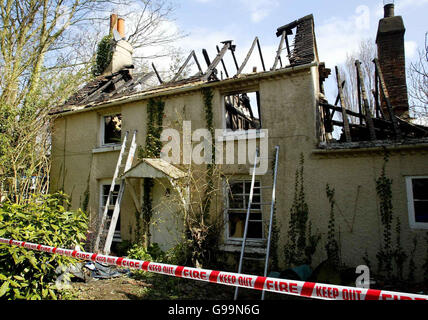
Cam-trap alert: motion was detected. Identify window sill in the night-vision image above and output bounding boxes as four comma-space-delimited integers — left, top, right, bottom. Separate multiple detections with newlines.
409, 223, 428, 230
217, 129, 265, 142
220, 239, 266, 254
92, 144, 122, 154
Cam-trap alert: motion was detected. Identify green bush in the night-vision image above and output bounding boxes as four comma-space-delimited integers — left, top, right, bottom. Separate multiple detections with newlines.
126, 242, 165, 262
0, 192, 88, 300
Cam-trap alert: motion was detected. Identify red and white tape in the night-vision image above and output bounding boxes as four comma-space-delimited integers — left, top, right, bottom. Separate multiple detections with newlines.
1, 237, 427, 301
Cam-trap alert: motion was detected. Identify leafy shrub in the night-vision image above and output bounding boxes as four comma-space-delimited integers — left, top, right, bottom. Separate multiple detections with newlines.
92, 35, 113, 76
0, 192, 88, 300
126, 242, 165, 263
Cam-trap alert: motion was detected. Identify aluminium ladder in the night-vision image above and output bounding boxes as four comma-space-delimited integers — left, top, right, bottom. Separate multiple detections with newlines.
94, 130, 138, 255
234, 145, 280, 301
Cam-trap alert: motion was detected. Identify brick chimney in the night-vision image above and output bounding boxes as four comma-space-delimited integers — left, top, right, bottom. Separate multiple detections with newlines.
103, 14, 133, 76
376, 1, 409, 118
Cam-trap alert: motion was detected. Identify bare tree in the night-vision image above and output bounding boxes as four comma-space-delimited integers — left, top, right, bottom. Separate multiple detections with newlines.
0, 0, 184, 203
339, 38, 377, 121
408, 32, 428, 119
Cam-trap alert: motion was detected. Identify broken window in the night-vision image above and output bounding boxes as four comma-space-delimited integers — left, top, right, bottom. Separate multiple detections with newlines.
226, 180, 263, 240
224, 91, 261, 131
406, 177, 428, 229
103, 114, 122, 145
100, 183, 121, 242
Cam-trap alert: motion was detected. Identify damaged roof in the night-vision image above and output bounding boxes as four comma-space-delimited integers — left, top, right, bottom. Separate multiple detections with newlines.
51, 14, 319, 115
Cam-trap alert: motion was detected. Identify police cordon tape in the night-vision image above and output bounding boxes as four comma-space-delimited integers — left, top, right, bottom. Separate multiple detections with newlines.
1, 237, 428, 301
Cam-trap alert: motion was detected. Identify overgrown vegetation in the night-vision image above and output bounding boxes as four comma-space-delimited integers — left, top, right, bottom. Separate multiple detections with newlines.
92, 35, 114, 76
0, 193, 87, 300
138, 97, 165, 249
325, 184, 340, 268
284, 154, 320, 267
375, 154, 394, 280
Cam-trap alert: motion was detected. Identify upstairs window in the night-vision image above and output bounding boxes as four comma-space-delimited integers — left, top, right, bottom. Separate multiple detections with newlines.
224, 91, 261, 132
102, 114, 122, 145
406, 176, 428, 229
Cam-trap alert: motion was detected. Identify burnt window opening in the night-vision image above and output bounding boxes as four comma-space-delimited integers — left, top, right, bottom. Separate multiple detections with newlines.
227, 180, 263, 240
224, 91, 261, 132
103, 114, 122, 145
407, 177, 428, 229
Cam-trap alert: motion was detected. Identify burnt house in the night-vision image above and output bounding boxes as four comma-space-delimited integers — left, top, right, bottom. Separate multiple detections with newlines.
50, 6, 428, 282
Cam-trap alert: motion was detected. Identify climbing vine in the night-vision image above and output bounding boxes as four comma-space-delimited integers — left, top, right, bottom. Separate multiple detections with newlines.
325, 184, 340, 268
375, 153, 394, 279
284, 153, 320, 267
201, 88, 215, 218
423, 233, 428, 284
269, 155, 280, 271
139, 98, 165, 248
375, 152, 409, 282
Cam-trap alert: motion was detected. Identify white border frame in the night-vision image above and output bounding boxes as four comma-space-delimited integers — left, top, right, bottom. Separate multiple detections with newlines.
406, 176, 428, 230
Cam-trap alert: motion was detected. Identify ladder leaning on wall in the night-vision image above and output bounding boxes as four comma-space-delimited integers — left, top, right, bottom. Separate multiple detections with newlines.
94, 130, 137, 255
234, 145, 280, 301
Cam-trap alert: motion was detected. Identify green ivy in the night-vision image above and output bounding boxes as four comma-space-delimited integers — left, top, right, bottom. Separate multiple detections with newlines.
92, 35, 113, 76
139, 98, 165, 249
0, 192, 88, 300
423, 233, 428, 284
325, 184, 340, 267
375, 153, 394, 280
284, 154, 320, 267
202, 88, 215, 218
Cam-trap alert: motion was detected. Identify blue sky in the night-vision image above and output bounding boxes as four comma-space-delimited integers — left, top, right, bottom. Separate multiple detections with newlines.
162, 0, 427, 100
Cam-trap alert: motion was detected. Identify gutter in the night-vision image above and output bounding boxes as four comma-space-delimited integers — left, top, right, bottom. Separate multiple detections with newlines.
52, 61, 319, 118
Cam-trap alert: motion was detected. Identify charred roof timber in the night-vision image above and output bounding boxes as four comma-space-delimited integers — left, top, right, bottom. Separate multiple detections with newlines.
51, 14, 319, 115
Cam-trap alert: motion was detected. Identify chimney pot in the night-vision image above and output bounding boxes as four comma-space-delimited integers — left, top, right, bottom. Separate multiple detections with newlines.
117, 18, 125, 39
109, 14, 118, 35
384, 3, 395, 18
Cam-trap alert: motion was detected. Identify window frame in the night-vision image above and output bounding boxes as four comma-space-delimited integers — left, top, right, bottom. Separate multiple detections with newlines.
224, 179, 265, 243
100, 113, 122, 147
99, 181, 122, 242
406, 176, 428, 230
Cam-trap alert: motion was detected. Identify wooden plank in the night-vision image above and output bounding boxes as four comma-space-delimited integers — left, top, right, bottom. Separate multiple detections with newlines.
202, 49, 212, 67
321, 102, 362, 119
355, 60, 376, 140
256, 38, 266, 72
335, 66, 352, 142
285, 34, 292, 58
356, 65, 363, 125
237, 37, 258, 75
192, 50, 203, 74
216, 45, 229, 78
171, 50, 195, 82
272, 30, 286, 71
202, 42, 230, 81
221, 40, 239, 72
373, 58, 402, 139
152, 63, 163, 84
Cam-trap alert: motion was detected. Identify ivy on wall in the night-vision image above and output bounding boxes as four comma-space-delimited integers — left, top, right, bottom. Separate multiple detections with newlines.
325, 184, 340, 268
138, 98, 165, 248
201, 88, 215, 219
92, 35, 113, 76
284, 153, 320, 267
